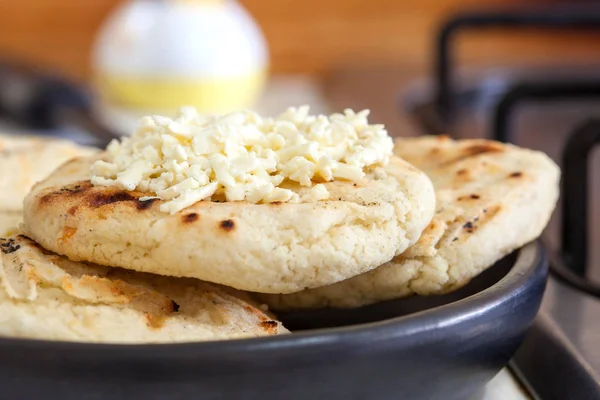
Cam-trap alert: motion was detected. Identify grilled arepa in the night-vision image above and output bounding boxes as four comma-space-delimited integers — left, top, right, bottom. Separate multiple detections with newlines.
0, 235, 288, 343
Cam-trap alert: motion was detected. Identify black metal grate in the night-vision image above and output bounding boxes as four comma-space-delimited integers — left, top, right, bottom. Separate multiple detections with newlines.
434, 6, 600, 124
561, 121, 600, 273
491, 81, 600, 143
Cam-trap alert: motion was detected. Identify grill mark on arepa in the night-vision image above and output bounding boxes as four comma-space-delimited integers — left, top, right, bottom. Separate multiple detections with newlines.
136, 198, 158, 210
0, 238, 20, 254
439, 143, 504, 167
457, 194, 481, 201
260, 320, 279, 334
40, 181, 92, 204
243, 305, 279, 333
463, 221, 475, 233
40, 181, 159, 212
182, 213, 199, 223
88, 191, 137, 208
220, 219, 235, 232
60, 183, 90, 194
88, 190, 158, 211
454, 204, 502, 242
509, 171, 523, 178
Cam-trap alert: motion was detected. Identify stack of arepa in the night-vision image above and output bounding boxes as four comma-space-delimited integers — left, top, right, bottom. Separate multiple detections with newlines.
0, 105, 559, 344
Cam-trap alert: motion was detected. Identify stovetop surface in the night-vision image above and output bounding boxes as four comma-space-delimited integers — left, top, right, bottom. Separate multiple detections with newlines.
543, 275, 600, 373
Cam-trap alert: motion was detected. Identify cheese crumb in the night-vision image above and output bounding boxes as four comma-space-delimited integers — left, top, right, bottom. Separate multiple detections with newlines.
91, 106, 394, 214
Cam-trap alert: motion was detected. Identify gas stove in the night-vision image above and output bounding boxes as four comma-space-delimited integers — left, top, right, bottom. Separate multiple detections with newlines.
406, 6, 600, 399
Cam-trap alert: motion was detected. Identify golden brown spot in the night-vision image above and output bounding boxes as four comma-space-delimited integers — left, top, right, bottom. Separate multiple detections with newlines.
108, 284, 125, 297
145, 313, 168, 329
62, 279, 73, 292
220, 219, 235, 231
270, 201, 283, 206
60, 227, 78, 242
456, 169, 468, 176
260, 320, 279, 334
470, 194, 480, 199
136, 198, 158, 211
244, 305, 268, 320
509, 171, 523, 178
482, 205, 502, 219
466, 143, 504, 154
96, 212, 108, 220
68, 205, 78, 215
182, 213, 199, 223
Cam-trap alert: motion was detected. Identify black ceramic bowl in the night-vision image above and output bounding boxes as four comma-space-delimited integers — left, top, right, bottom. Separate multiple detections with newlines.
0, 241, 546, 400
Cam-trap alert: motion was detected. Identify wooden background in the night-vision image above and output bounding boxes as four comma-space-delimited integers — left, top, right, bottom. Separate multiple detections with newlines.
0, 0, 599, 82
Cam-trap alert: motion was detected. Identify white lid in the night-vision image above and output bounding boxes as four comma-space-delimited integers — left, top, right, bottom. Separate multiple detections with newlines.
93, 0, 268, 78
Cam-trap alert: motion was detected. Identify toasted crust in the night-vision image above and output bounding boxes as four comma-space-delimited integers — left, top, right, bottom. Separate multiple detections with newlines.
0, 235, 288, 343
260, 136, 560, 309
0, 134, 97, 212
21, 155, 435, 294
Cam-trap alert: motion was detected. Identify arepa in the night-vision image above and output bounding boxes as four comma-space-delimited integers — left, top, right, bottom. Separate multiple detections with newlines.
260, 136, 560, 309
0, 235, 288, 343
21, 107, 435, 294
0, 134, 97, 212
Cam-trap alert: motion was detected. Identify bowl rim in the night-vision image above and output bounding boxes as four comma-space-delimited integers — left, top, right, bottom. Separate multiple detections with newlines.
0, 240, 546, 358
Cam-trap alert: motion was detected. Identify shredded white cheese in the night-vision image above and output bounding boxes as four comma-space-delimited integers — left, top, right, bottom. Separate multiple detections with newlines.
90, 105, 394, 214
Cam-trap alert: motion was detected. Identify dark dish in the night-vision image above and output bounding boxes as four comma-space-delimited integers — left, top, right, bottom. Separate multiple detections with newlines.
0, 241, 546, 400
